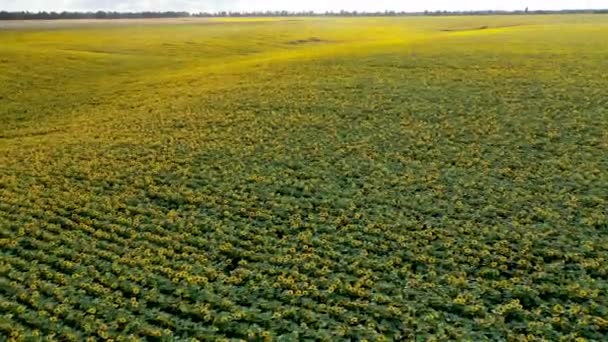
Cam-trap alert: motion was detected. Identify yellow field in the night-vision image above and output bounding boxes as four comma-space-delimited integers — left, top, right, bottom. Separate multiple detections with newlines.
1, 15, 607, 340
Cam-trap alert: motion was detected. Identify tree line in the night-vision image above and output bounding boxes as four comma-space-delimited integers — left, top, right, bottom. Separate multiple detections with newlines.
0, 11, 190, 20
1, 9, 607, 20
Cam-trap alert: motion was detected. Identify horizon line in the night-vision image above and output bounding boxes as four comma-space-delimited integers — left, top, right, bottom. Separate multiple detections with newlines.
3, 8, 608, 14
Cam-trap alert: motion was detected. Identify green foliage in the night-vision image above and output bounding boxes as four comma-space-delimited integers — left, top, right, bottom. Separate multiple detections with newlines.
1, 16, 607, 341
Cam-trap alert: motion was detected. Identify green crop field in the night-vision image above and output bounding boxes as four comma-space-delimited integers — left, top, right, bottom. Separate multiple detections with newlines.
1, 15, 607, 341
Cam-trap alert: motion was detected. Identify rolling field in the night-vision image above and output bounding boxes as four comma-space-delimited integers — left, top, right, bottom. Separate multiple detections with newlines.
1, 15, 608, 340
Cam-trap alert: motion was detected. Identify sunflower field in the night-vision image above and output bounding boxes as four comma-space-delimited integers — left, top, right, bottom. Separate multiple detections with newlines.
1, 15, 607, 341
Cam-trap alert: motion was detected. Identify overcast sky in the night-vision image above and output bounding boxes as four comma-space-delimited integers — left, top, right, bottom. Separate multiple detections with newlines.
1, 0, 607, 12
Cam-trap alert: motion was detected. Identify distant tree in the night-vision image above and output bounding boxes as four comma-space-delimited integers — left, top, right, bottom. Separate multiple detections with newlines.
1, 9, 607, 20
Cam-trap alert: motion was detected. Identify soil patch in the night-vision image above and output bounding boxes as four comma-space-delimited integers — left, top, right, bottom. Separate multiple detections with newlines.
287, 37, 327, 45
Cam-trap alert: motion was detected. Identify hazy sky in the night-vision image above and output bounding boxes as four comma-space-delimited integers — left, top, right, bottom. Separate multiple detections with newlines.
1, 0, 607, 12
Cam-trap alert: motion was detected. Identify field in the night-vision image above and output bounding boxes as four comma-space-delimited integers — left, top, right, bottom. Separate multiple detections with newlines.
1, 15, 607, 341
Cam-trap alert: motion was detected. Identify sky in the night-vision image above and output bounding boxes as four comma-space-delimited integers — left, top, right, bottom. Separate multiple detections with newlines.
1, 0, 607, 13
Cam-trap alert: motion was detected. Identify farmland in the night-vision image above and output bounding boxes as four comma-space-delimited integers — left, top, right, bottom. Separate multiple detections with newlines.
1, 15, 607, 340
